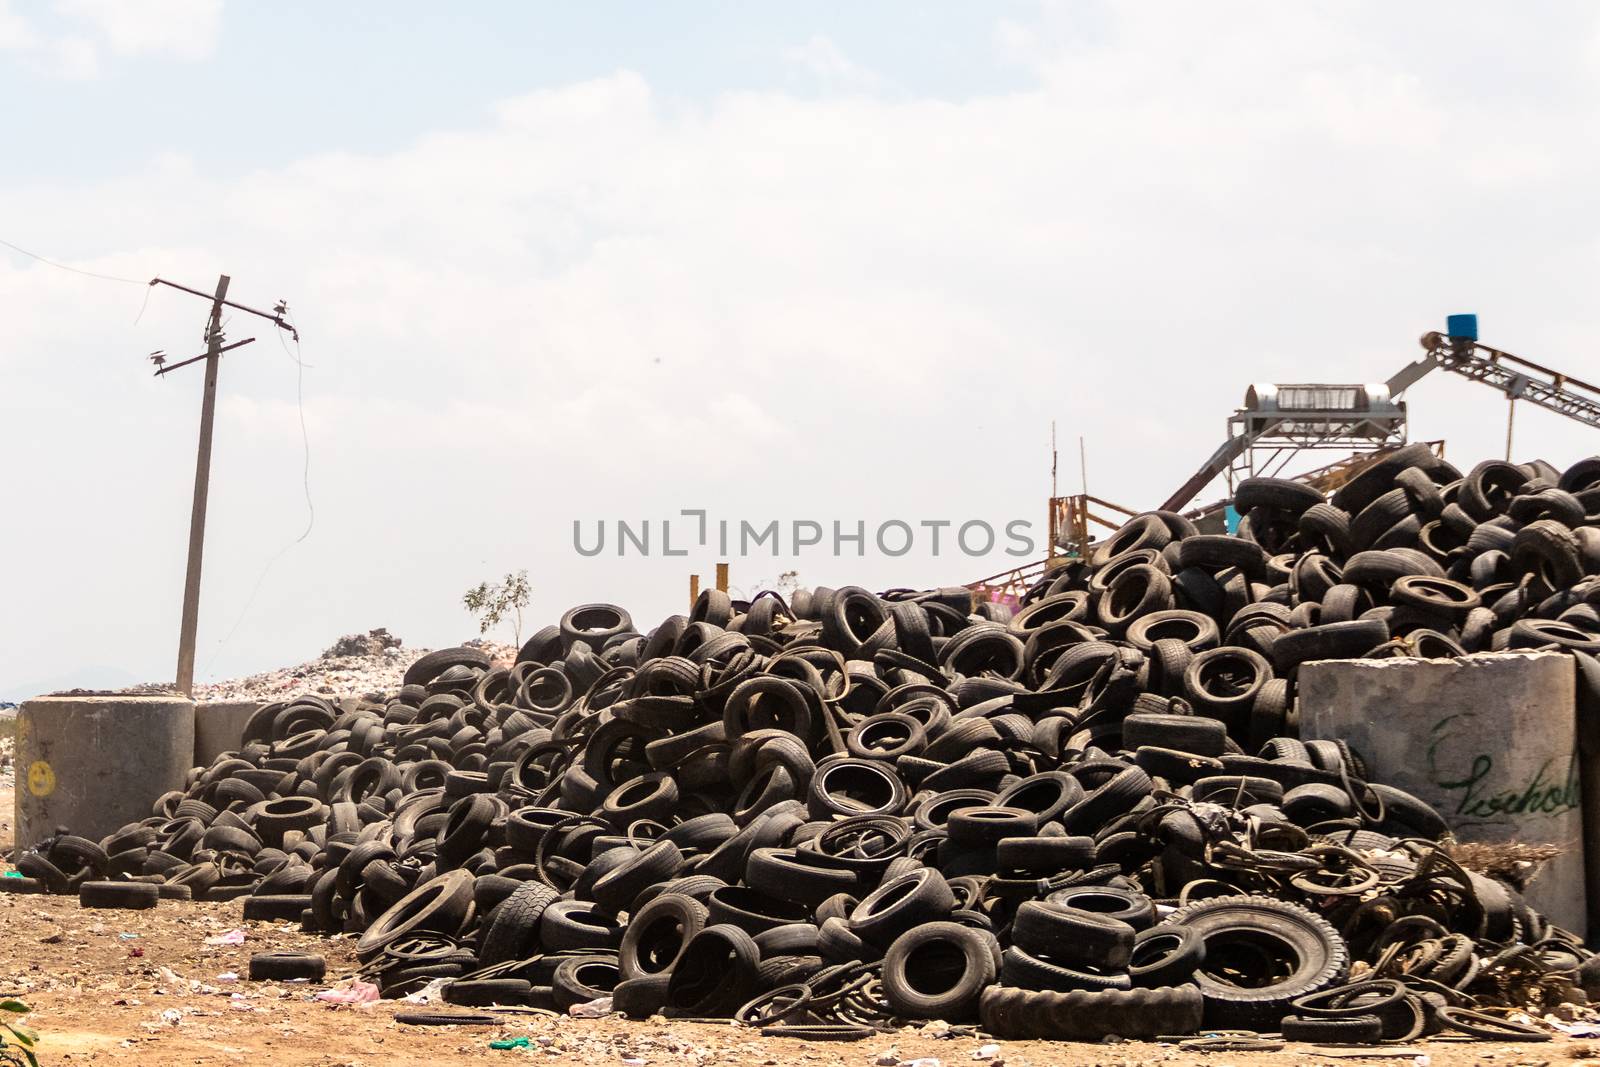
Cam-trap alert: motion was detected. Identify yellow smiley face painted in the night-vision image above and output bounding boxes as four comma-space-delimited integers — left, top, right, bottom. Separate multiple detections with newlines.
27, 761, 56, 799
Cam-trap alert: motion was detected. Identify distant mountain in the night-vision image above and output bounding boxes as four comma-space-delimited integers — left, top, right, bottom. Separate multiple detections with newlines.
1, 664, 145, 703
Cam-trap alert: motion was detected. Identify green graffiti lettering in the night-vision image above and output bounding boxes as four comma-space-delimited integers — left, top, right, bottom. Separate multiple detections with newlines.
1432, 750, 1579, 821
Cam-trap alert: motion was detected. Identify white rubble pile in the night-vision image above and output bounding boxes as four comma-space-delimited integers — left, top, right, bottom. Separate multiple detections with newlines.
0, 721, 13, 788
139, 629, 518, 704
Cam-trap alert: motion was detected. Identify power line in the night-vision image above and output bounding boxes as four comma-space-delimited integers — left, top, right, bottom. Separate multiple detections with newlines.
0, 235, 151, 286
202, 312, 316, 678
284, 314, 315, 541
0, 234, 157, 323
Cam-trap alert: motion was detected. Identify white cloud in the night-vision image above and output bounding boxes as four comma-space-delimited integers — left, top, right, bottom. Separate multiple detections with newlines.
0, 1, 38, 50
0, 0, 218, 77
4, 2, 1600, 692
784, 34, 889, 94
53, 0, 220, 59
48, 33, 97, 77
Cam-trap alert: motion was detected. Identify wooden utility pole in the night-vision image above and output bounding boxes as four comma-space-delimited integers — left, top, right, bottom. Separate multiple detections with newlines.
174, 275, 230, 696
146, 273, 298, 695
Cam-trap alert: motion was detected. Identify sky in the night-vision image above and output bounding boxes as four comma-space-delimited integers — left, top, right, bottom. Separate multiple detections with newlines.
3, 1, 1599, 697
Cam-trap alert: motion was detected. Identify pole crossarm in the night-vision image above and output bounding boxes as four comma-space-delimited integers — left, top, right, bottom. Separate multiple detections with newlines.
150, 277, 298, 339
153, 337, 255, 376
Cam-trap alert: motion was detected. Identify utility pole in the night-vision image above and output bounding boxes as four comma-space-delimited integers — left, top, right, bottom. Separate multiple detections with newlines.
145, 274, 297, 696
174, 275, 230, 696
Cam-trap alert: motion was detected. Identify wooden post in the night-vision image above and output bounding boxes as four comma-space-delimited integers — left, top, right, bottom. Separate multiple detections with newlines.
174, 274, 230, 696
689, 574, 700, 612
715, 562, 729, 594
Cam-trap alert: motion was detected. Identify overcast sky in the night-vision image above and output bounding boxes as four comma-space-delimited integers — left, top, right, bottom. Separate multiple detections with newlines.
3, 1, 1599, 697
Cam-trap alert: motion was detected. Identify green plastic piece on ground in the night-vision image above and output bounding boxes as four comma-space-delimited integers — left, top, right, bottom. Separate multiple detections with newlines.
489, 1037, 531, 1050
1, 872, 21, 879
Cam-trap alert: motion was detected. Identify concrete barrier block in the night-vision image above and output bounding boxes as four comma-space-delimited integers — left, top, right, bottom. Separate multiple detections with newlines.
194, 700, 262, 766
15, 694, 195, 851
1300, 651, 1583, 933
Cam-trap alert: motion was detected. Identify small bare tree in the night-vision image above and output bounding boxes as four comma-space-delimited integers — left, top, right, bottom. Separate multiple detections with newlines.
733, 569, 801, 601
463, 570, 531, 647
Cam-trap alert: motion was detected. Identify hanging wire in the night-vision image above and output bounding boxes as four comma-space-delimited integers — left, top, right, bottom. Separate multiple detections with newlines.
0, 234, 157, 323
202, 312, 316, 677
0, 235, 152, 285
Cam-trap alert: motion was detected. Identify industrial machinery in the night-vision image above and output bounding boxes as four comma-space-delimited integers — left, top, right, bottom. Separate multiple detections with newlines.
1160, 314, 1600, 515
968, 316, 1600, 602
1159, 383, 1407, 515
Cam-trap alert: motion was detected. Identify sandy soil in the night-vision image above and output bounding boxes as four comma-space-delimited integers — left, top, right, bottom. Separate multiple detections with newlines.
0, 892, 1584, 1067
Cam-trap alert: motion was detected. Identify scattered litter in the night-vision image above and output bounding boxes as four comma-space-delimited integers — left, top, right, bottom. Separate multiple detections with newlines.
620, 1057, 646, 1066
203, 930, 246, 946
569, 996, 613, 1017
216, 972, 238, 983
1304, 1051, 1428, 1062
395, 1010, 499, 1026
973, 1046, 1000, 1060
490, 1037, 532, 1050
401, 978, 453, 1005
1179, 1035, 1283, 1052
1, 872, 21, 879
159, 1008, 182, 1027
128, 947, 144, 958
901, 1059, 941, 1067
876, 1052, 901, 1066
118, 932, 140, 940
315, 980, 380, 1005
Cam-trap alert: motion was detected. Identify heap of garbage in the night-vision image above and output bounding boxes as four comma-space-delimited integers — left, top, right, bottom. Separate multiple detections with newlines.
176, 630, 516, 703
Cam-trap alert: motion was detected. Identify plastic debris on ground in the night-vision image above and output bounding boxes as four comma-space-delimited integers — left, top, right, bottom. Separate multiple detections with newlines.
315, 979, 380, 1006
490, 1036, 532, 1049
569, 996, 613, 1018
401, 978, 453, 1005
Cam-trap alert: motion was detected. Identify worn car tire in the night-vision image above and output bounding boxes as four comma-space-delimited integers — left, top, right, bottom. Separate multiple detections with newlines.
79, 880, 159, 910
980, 984, 1204, 1040
880, 922, 996, 1021
249, 952, 327, 982
1167, 894, 1348, 1029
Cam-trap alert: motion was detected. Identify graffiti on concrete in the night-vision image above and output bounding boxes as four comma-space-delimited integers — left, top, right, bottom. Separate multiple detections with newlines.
1427, 713, 1579, 821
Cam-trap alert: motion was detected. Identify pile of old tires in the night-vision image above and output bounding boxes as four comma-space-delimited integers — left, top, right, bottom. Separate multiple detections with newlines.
14, 446, 1600, 1042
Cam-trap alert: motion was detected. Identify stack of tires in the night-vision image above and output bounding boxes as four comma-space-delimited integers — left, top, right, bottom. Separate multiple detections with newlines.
12, 448, 1600, 1041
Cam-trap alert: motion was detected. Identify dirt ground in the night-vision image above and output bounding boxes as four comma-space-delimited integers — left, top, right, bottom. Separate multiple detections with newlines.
0, 890, 1585, 1067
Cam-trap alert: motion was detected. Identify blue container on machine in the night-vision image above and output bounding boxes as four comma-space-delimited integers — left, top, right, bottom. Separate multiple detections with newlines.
1446, 313, 1478, 340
